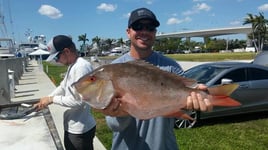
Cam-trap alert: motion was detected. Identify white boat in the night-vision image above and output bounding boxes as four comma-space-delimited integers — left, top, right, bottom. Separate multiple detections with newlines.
18, 42, 39, 57
18, 35, 47, 57
0, 1, 16, 58
108, 46, 129, 56
0, 38, 15, 58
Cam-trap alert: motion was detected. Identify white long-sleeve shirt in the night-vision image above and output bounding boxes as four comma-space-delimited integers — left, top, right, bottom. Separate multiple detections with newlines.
50, 57, 96, 134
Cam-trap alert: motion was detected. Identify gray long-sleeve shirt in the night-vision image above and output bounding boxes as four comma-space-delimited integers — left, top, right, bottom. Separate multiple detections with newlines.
106, 52, 183, 150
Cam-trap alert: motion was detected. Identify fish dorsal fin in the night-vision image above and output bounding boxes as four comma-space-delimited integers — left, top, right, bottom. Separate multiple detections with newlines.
125, 60, 197, 87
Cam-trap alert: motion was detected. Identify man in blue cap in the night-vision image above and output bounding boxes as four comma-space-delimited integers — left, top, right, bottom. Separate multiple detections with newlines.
100, 8, 212, 150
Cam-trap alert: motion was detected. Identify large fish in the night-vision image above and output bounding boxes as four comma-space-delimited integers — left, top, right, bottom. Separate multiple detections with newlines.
71, 60, 241, 120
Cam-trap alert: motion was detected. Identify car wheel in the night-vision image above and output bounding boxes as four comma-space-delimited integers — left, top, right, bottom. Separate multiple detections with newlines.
174, 110, 199, 128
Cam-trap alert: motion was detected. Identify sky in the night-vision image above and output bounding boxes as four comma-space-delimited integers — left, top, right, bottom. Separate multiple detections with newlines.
2, 0, 268, 46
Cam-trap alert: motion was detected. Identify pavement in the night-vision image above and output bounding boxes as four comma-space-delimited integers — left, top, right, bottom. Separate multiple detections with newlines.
3, 59, 106, 150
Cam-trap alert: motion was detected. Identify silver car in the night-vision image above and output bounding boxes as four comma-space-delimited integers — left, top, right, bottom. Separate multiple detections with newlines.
175, 62, 268, 128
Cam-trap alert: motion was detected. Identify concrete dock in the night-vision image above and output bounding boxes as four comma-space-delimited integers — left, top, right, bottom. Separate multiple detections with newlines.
0, 60, 106, 150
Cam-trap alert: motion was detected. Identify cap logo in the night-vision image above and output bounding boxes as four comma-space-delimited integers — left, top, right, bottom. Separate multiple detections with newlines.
137, 10, 151, 17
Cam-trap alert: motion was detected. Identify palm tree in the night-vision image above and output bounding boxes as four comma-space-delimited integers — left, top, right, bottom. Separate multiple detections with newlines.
105, 38, 115, 50
117, 38, 125, 47
243, 12, 268, 52
91, 36, 101, 55
78, 33, 89, 53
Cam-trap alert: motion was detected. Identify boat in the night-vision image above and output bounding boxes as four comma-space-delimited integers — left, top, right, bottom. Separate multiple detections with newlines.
18, 35, 47, 57
0, 38, 16, 58
108, 46, 129, 56
0, 0, 16, 59
18, 42, 39, 57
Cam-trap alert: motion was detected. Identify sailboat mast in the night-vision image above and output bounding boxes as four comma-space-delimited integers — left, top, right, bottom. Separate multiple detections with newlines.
0, 1, 9, 38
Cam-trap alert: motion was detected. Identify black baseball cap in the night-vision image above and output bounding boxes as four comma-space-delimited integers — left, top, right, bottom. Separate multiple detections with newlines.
46, 35, 74, 61
128, 8, 160, 27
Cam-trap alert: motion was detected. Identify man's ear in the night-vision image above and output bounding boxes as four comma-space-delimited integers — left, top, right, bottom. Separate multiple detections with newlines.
126, 28, 131, 38
63, 48, 71, 54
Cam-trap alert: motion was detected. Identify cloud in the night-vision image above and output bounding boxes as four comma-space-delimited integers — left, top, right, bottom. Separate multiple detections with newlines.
97, 3, 117, 12
183, 3, 211, 16
167, 17, 192, 25
123, 13, 130, 19
38, 5, 63, 19
258, 4, 268, 12
184, 17, 192, 22
145, 0, 154, 5
182, 10, 197, 16
229, 20, 241, 26
171, 13, 178, 17
167, 18, 182, 25
193, 0, 207, 2
195, 3, 211, 11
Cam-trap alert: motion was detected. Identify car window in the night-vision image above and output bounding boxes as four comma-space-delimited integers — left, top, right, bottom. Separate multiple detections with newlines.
215, 68, 246, 84
184, 65, 227, 83
248, 68, 268, 80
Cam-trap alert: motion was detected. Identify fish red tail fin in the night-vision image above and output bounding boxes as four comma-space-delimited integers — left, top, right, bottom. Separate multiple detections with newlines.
208, 84, 241, 106
210, 95, 241, 106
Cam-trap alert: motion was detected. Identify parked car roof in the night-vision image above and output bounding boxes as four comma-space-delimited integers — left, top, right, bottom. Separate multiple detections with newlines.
253, 51, 268, 66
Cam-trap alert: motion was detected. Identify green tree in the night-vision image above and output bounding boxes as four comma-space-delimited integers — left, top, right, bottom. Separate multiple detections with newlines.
243, 12, 268, 52
78, 33, 89, 53
105, 38, 115, 49
154, 38, 168, 52
117, 38, 125, 47
206, 38, 226, 52
91, 36, 101, 55
101, 38, 115, 54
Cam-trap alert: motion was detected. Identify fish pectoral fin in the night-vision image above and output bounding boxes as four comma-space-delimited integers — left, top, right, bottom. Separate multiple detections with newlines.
120, 93, 138, 104
164, 111, 194, 121
119, 93, 152, 119
119, 93, 139, 112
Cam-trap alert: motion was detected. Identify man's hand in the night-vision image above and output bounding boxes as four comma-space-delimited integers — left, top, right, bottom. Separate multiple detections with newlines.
186, 84, 213, 112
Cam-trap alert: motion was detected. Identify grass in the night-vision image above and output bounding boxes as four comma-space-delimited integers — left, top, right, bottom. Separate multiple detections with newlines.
166, 52, 257, 62
43, 52, 268, 149
91, 111, 113, 148
43, 62, 68, 85
175, 114, 268, 150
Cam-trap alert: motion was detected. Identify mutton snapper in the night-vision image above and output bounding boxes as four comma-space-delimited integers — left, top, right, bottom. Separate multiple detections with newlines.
70, 60, 240, 120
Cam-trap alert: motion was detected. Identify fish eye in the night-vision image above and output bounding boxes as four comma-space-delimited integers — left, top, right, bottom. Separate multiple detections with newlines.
90, 76, 96, 81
